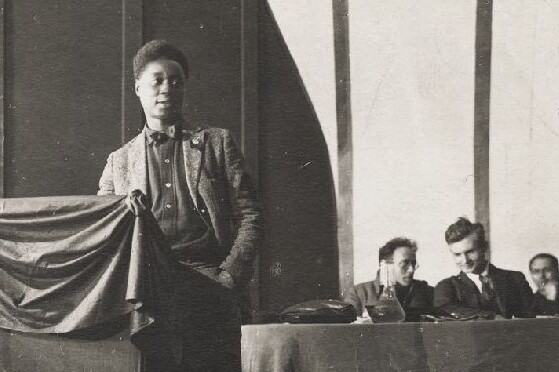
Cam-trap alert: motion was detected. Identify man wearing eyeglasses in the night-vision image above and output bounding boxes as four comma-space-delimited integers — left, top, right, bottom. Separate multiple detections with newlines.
529, 253, 559, 316
434, 217, 533, 319
343, 237, 433, 321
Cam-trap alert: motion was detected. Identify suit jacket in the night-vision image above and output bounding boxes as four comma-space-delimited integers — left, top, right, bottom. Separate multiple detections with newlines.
342, 278, 434, 320
98, 126, 263, 285
434, 264, 534, 318
531, 292, 559, 316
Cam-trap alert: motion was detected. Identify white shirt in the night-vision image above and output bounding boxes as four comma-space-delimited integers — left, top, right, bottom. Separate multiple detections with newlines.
465, 263, 489, 293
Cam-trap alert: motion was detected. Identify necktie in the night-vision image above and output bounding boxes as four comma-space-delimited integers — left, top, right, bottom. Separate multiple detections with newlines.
479, 274, 495, 301
150, 131, 169, 144
149, 126, 176, 144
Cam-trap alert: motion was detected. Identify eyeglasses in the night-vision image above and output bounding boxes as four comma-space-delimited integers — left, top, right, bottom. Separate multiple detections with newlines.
396, 260, 419, 270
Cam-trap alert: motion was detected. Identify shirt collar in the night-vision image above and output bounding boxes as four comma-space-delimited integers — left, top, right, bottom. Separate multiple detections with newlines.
478, 262, 490, 277
465, 262, 490, 291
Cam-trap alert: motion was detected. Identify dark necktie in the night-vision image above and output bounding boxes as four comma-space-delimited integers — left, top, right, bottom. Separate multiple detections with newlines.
479, 274, 495, 301
148, 125, 177, 144
150, 131, 170, 144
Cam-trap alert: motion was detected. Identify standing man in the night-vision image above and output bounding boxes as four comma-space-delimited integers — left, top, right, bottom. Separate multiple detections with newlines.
434, 217, 533, 319
343, 237, 433, 322
98, 40, 263, 371
529, 253, 559, 315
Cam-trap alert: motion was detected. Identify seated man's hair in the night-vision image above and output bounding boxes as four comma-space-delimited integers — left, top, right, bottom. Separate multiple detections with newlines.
444, 217, 486, 248
378, 237, 417, 263
529, 253, 559, 272
133, 40, 189, 79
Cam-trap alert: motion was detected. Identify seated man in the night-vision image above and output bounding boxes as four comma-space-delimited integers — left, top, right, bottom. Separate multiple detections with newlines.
342, 237, 433, 321
529, 253, 559, 316
434, 217, 533, 319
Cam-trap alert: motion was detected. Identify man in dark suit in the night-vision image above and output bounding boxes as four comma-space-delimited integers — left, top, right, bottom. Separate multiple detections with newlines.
343, 237, 433, 322
98, 40, 263, 371
529, 253, 559, 316
434, 217, 533, 319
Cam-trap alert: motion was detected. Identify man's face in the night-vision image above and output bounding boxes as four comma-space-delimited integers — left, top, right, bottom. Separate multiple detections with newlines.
135, 58, 185, 124
448, 233, 487, 274
530, 257, 559, 292
392, 246, 417, 287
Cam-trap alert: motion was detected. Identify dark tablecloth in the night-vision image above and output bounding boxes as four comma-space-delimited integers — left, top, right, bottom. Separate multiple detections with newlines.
0, 328, 139, 371
241, 318, 559, 371
0, 195, 186, 364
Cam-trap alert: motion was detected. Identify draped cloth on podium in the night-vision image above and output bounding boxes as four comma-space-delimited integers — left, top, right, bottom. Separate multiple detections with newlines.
0, 195, 183, 360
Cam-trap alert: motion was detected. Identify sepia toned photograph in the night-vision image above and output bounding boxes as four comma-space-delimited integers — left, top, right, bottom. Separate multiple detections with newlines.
0, 0, 557, 371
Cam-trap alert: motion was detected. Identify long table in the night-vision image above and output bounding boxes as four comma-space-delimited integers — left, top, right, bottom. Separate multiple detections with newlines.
241, 318, 559, 372
1, 319, 558, 371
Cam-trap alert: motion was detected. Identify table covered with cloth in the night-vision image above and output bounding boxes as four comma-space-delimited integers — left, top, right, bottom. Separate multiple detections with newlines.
0, 195, 190, 371
241, 318, 559, 372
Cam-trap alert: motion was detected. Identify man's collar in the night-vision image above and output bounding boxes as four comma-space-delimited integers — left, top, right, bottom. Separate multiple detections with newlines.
463, 262, 490, 290
478, 261, 490, 277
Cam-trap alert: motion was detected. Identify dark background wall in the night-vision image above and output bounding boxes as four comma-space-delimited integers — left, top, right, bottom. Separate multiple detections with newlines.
0, 0, 339, 319
257, 2, 339, 315
143, 0, 242, 135
4, 0, 246, 197
5, 0, 123, 197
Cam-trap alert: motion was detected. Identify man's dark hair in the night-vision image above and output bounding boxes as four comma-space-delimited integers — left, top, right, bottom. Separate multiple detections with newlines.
133, 40, 189, 79
529, 253, 559, 272
378, 237, 417, 263
445, 217, 487, 249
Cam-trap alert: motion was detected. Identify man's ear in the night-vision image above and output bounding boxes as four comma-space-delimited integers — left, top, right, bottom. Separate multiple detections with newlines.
134, 80, 140, 97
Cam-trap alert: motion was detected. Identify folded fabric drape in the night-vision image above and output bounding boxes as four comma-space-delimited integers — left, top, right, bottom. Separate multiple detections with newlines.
0, 195, 182, 358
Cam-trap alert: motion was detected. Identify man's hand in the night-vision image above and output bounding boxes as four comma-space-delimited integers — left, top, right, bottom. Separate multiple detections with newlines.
542, 281, 558, 301
126, 190, 151, 216
217, 270, 235, 290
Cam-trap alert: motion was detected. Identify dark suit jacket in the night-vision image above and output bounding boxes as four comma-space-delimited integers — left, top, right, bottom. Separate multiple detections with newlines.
531, 292, 559, 316
98, 126, 263, 285
434, 264, 534, 318
342, 278, 434, 320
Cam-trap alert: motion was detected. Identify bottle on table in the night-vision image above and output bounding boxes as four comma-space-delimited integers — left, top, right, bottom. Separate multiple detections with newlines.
366, 259, 406, 323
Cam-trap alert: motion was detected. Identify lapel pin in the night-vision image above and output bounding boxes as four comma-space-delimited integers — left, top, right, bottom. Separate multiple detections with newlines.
190, 137, 203, 150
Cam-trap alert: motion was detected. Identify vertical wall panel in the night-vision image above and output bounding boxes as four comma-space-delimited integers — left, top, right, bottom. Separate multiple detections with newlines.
0, 0, 4, 197
333, 0, 353, 296
4, 0, 123, 197
473, 0, 492, 236
122, 0, 143, 142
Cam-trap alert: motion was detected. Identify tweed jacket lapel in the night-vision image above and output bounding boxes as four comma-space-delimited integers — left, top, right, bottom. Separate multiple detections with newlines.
181, 128, 205, 207
127, 133, 148, 193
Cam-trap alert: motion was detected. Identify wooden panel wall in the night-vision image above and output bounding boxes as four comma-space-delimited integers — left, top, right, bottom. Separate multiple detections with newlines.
4, 0, 123, 197
1, 0, 257, 197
